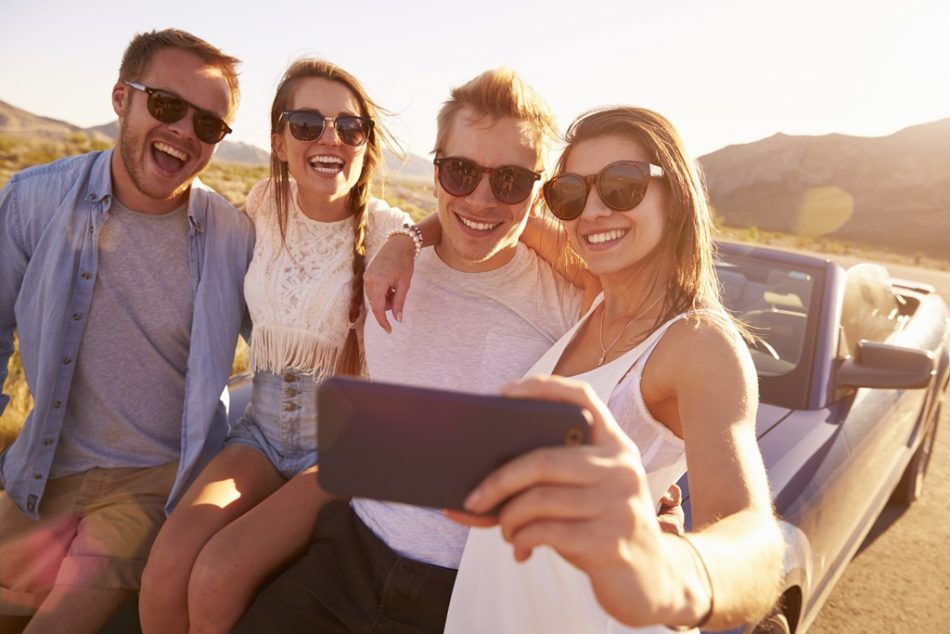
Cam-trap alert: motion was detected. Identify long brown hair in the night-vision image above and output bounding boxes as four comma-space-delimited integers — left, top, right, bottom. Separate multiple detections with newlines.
555, 106, 727, 327
268, 58, 394, 375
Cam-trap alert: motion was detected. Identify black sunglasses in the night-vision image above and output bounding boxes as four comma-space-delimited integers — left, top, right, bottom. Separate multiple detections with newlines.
125, 82, 231, 144
433, 156, 542, 205
280, 110, 374, 147
543, 160, 665, 220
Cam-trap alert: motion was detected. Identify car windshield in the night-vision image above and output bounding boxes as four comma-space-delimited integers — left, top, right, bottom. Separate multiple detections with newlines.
716, 257, 814, 377
714, 244, 831, 410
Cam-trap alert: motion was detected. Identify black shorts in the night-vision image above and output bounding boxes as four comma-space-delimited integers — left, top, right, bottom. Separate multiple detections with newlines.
234, 500, 458, 633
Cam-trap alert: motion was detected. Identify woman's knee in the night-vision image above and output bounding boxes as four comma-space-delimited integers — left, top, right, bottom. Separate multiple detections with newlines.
186, 541, 253, 631
188, 535, 245, 603
141, 521, 207, 598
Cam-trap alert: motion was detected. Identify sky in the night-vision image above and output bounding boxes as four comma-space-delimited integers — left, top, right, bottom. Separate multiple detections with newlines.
2, 0, 949, 161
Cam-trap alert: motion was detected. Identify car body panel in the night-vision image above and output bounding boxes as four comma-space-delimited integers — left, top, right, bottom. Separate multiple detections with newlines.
689, 243, 950, 633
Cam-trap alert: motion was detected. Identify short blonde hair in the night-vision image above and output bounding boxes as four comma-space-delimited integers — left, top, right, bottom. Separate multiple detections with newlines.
434, 68, 556, 164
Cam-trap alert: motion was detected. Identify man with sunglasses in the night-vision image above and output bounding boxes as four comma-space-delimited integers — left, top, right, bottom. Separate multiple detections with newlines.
0, 29, 253, 633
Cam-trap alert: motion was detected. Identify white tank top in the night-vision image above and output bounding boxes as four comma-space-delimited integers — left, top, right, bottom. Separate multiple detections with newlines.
445, 295, 693, 634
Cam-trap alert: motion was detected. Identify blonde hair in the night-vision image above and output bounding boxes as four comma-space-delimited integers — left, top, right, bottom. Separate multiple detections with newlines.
434, 67, 557, 164
556, 106, 728, 327
118, 28, 241, 120
268, 58, 395, 375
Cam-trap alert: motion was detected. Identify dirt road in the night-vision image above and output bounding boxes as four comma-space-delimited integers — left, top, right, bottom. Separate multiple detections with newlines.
804, 256, 950, 633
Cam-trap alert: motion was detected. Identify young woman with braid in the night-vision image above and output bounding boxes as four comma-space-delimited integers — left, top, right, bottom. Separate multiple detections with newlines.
138, 58, 420, 634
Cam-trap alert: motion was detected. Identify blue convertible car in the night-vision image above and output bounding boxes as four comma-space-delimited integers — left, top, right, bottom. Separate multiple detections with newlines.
697, 243, 950, 634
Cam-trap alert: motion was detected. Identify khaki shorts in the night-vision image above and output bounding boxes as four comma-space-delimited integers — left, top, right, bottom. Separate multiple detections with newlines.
0, 462, 177, 616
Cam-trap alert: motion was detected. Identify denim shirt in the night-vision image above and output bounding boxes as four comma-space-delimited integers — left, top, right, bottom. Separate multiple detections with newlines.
0, 150, 255, 519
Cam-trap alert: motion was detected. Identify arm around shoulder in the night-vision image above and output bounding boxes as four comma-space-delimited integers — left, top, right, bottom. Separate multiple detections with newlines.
521, 213, 600, 309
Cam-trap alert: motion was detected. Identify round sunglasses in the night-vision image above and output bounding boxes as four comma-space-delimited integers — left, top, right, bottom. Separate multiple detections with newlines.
433, 156, 542, 205
125, 82, 231, 145
280, 110, 374, 147
543, 160, 665, 220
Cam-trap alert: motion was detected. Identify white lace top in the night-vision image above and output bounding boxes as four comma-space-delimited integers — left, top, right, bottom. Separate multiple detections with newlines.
243, 178, 411, 379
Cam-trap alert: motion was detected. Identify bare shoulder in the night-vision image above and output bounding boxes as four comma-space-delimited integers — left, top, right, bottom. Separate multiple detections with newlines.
655, 313, 747, 366
647, 313, 756, 401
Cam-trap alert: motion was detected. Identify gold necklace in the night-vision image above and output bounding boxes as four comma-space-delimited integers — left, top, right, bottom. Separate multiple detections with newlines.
597, 295, 664, 365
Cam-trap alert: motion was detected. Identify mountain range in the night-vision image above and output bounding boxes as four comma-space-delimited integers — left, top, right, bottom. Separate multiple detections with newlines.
2, 98, 948, 258
700, 118, 950, 258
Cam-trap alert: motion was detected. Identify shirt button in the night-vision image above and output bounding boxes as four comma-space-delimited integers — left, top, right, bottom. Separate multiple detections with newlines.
33, 473, 43, 480
42, 439, 53, 446
63, 357, 72, 365
282, 402, 298, 412
52, 400, 62, 408
72, 313, 82, 321
282, 372, 296, 382
81, 272, 91, 280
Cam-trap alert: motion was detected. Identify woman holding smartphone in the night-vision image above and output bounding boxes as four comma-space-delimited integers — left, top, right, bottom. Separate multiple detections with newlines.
139, 58, 421, 633
445, 107, 783, 632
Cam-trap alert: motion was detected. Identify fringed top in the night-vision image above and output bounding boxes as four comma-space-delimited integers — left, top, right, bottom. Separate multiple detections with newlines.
242, 178, 411, 380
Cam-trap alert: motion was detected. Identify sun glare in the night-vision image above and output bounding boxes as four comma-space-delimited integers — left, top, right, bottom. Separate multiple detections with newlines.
196, 478, 244, 509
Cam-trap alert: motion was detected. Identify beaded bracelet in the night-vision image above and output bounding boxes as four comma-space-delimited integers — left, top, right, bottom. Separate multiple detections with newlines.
384, 222, 423, 259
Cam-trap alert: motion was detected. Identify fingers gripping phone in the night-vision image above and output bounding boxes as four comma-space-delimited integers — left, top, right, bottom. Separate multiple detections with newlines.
317, 376, 591, 511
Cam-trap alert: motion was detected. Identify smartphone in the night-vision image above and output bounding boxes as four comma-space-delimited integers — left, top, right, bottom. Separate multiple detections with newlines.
316, 376, 591, 511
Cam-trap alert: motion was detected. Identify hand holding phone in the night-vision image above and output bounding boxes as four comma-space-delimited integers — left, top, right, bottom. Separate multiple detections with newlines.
317, 376, 591, 511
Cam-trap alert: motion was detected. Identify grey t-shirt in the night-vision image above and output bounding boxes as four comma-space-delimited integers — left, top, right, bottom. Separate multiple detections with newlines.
52, 198, 192, 477
353, 244, 582, 568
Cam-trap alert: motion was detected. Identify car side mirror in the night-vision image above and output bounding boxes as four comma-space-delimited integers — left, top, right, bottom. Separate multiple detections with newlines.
836, 340, 935, 390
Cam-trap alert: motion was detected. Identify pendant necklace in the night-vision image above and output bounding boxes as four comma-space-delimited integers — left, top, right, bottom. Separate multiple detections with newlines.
597, 295, 664, 365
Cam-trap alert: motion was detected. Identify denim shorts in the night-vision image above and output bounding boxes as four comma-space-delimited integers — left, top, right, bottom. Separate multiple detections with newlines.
226, 370, 319, 479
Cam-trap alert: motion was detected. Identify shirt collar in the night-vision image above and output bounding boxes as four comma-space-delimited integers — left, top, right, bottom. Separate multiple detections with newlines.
83, 149, 115, 208
85, 148, 209, 223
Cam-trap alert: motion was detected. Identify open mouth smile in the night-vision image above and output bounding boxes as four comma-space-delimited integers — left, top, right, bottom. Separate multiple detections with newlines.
457, 213, 502, 232
309, 155, 345, 176
584, 228, 628, 246
151, 141, 189, 173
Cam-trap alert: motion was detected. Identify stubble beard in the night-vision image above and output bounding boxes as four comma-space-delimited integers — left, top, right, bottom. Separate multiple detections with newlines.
118, 126, 197, 205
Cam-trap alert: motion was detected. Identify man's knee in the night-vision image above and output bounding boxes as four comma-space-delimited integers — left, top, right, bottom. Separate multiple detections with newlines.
28, 585, 131, 634
0, 491, 81, 619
